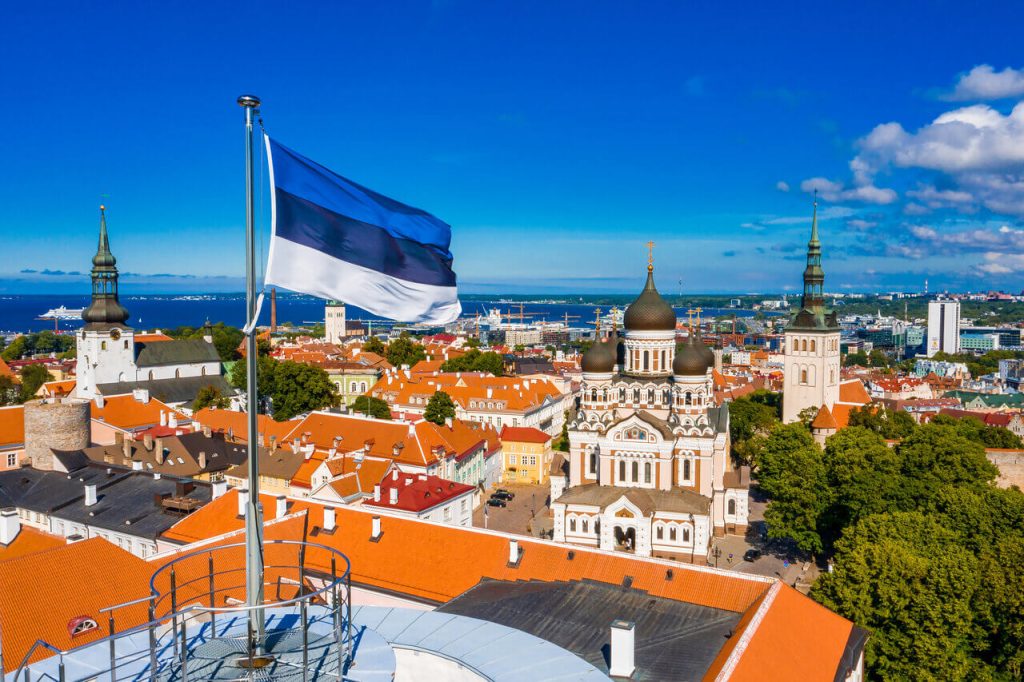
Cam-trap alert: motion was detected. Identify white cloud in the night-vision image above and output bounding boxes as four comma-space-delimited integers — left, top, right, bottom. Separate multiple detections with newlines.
776, 180, 790, 192
903, 203, 930, 216
846, 219, 877, 231
800, 177, 897, 204
945, 65, 1024, 101
906, 184, 975, 210
977, 252, 1024, 274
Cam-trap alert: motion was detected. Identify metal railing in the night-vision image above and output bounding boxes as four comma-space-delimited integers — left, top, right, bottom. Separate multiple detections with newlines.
9, 540, 353, 682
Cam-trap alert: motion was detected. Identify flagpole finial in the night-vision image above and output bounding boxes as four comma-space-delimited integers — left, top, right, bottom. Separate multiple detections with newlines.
238, 94, 261, 108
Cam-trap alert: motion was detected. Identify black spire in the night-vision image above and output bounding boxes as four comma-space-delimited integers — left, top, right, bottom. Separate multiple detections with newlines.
82, 205, 130, 328
787, 194, 838, 331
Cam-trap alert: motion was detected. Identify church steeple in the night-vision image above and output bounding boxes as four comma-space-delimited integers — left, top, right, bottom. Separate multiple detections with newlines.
801, 193, 825, 313
82, 205, 130, 328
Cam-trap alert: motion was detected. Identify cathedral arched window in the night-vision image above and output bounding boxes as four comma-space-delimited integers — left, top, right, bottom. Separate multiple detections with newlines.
810, 339, 816, 353
685, 392, 692, 406
631, 461, 639, 482
646, 389, 653, 403
632, 388, 640, 403
201, 366, 207, 376
801, 368, 808, 384
682, 526, 691, 542
643, 351, 650, 371
656, 525, 663, 540
619, 387, 626, 402
569, 518, 576, 532
644, 462, 652, 484
727, 499, 736, 515
683, 459, 692, 482
801, 339, 807, 351
602, 389, 608, 402
590, 388, 598, 402
582, 519, 589, 533
148, 371, 154, 381
663, 389, 671, 403
618, 460, 626, 482
589, 451, 597, 474
175, 369, 181, 379
669, 527, 677, 541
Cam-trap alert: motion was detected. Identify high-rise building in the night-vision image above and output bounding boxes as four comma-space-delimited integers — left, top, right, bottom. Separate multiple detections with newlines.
325, 301, 347, 343
782, 200, 841, 424
927, 299, 961, 357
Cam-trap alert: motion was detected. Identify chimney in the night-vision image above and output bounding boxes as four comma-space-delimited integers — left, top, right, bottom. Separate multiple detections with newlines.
114, 431, 124, 445
202, 425, 212, 438
0, 509, 20, 545
275, 495, 288, 518
270, 287, 278, 333
160, 411, 167, 427
323, 506, 336, 533
371, 515, 382, 541
444, 417, 453, 428
269, 435, 277, 452
84, 484, 98, 507
154, 441, 165, 465
388, 487, 398, 505
168, 413, 178, 428
94, 394, 105, 409
237, 488, 249, 518
132, 460, 142, 471
122, 439, 131, 458
486, 387, 493, 399
257, 433, 265, 447
609, 620, 636, 678
212, 480, 227, 500
373, 484, 381, 502
144, 433, 154, 451
198, 452, 207, 469
508, 539, 521, 566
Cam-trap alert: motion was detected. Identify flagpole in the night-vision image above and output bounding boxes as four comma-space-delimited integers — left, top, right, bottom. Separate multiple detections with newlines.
238, 93, 265, 650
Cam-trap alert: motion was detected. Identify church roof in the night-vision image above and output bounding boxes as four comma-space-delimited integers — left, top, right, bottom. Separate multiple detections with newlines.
96, 375, 235, 406
135, 340, 221, 367
674, 335, 710, 376
624, 268, 677, 332
553, 484, 711, 516
811, 405, 839, 430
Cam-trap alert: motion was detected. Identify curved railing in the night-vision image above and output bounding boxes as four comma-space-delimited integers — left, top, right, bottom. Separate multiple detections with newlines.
9, 540, 354, 682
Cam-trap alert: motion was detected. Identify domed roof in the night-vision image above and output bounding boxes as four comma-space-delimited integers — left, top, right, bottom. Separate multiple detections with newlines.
674, 336, 710, 376
624, 268, 677, 331
694, 330, 715, 366
581, 334, 616, 374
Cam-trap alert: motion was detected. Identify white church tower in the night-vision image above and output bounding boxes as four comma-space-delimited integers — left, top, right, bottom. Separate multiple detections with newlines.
782, 198, 841, 423
76, 206, 136, 399
325, 301, 347, 343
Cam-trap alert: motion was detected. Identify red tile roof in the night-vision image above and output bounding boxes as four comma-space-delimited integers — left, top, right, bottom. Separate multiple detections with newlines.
0, 527, 64, 562
838, 379, 871, 405
92, 394, 189, 431
0, 406, 25, 449
811, 405, 838, 430
193, 408, 301, 444
500, 426, 551, 444
363, 471, 475, 513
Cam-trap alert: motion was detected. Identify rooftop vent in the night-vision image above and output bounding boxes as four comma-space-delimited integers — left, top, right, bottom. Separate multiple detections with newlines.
609, 620, 636, 678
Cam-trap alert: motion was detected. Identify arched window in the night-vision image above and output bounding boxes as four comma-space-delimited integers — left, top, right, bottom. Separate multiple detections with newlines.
101, 341, 107, 351
801, 339, 807, 351
727, 499, 736, 515
643, 351, 650, 370
569, 518, 576, 532
646, 389, 654, 403
663, 389, 671, 403
669, 527, 677, 541
148, 370, 154, 381
656, 525, 663, 540
619, 460, 626, 482
589, 451, 597, 474
631, 461, 639, 482
632, 388, 640, 403
175, 369, 181, 378
590, 388, 598, 402
582, 519, 589, 533
644, 461, 652, 484
661, 350, 667, 369
123, 340, 128, 350
682, 526, 691, 542
201, 366, 207, 376
619, 387, 626, 401
801, 368, 808, 384
683, 459, 692, 481
810, 339, 816, 352
602, 389, 608, 401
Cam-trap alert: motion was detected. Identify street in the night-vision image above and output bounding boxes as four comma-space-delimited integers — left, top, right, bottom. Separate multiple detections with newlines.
473, 482, 551, 537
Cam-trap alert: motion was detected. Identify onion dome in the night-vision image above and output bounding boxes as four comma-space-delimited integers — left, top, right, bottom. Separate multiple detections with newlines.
694, 329, 715, 366
624, 267, 677, 331
674, 336, 710, 376
581, 336, 616, 374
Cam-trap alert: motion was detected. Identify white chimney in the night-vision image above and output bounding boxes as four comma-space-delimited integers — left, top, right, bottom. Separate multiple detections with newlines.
276, 495, 288, 518
323, 506, 336, 532
388, 487, 398, 505
212, 480, 227, 500
132, 460, 143, 471
133, 388, 150, 404
94, 394, 105, 409
486, 387, 493, 399
609, 620, 636, 678
371, 515, 382, 540
84, 484, 98, 507
0, 509, 20, 545
238, 488, 249, 517
508, 539, 520, 565
373, 484, 381, 503
168, 413, 178, 428
160, 411, 167, 427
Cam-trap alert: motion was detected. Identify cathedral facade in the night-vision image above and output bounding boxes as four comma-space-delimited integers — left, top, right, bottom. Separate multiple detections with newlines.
551, 257, 750, 562
782, 201, 841, 423
74, 207, 233, 408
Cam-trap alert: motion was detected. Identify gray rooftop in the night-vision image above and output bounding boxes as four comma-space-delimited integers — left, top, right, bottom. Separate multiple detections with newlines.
439, 579, 741, 681
553, 484, 711, 516
135, 339, 221, 367
97, 374, 235, 405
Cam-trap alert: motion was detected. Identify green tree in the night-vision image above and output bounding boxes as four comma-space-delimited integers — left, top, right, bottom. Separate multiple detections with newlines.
555, 415, 570, 452
465, 338, 481, 349
846, 406, 916, 440
1, 337, 28, 361
844, 350, 869, 367
193, 385, 230, 411
423, 391, 456, 425
362, 336, 385, 354
757, 422, 815, 489
727, 397, 778, 467
266, 360, 339, 420
821, 427, 901, 538
0, 376, 18, 406
759, 424, 829, 555
350, 395, 392, 420
796, 405, 819, 428
930, 413, 1023, 448
974, 535, 1024, 677
812, 512, 982, 680
440, 349, 505, 376
895, 423, 998, 507
18, 364, 51, 401
385, 336, 426, 368
868, 348, 889, 367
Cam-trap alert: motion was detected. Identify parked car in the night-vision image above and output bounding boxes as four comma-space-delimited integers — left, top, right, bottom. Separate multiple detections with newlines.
486, 498, 507, 508
492, 491, 515, 501
494, 488, 514, 496
743, 548, 762, 562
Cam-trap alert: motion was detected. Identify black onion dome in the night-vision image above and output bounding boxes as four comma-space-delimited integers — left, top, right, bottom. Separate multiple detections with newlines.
674, 336, 709, 376
581, 336, 616, 373
624, 269, 677, 331
695, 330, 715, 366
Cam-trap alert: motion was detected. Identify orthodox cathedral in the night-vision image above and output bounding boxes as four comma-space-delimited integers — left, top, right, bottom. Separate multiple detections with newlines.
74, 207, 234, 408
551, 251, 750, 562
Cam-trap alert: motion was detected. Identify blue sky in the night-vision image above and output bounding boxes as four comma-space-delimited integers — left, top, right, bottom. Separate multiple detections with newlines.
3, 1, 1024, 295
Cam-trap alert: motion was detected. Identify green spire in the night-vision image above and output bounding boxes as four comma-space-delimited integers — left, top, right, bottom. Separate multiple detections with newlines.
809, 190, 820, 247
92, 205, 116, 269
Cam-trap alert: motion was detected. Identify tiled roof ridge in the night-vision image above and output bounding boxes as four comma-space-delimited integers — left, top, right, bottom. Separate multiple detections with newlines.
711, 581, 782, 681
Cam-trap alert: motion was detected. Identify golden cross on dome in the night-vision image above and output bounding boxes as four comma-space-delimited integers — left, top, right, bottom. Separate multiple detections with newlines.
646, 240, 655, 271
695, 306, 703, 326
593, 308, 603, 335
609, 306, 619, 331
686, 307, 696, 332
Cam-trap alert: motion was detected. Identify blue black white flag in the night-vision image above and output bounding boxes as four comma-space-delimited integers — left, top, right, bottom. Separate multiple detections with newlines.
263, 137, 461, 324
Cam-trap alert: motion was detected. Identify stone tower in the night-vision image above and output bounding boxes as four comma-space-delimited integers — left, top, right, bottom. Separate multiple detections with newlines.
782, 198, 841, 424
24, 399, 91, 470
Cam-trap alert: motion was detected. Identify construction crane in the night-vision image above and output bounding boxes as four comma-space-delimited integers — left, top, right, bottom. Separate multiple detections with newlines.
562, 312, 581, 327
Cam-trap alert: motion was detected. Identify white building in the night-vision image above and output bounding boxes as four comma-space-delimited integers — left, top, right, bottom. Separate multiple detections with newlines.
362, 469, 476, 527
927, 299, 961, 357
782, 202, 841, 424
325, 301, 347, 343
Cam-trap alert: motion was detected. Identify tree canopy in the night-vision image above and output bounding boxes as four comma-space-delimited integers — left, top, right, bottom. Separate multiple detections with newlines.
440, 349, 504, 376
350, 395, 392, 420
193, 385, 230, 411
167, 323, 244, 362
229, 355, 337, 420
423, 391, 456, 425
18, 364, 51, 401
1, 332, 75, 361
385, 335, 426, 369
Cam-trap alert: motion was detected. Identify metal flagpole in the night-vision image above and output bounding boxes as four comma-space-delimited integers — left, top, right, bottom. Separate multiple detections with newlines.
238, 93, 266, 651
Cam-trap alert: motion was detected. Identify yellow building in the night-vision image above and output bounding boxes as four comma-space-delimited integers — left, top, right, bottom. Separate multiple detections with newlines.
500, 426, 553, 485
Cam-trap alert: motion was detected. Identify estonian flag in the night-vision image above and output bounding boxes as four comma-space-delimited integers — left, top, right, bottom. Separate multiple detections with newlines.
264, 136, 461, 324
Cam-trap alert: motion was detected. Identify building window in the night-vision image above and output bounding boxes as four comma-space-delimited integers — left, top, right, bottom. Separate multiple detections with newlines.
569, 518, 576, 532
101, 341, 107, 350
669, 527, 677, 541
644, 462, 651, 484
582, 519, 589, 533
123, 340, 128, 350
683, 459, 692, 482
631, 461, 639, 482
727, 499, 736, 515
801, 368, 808, 384
682, 527, 690, 542
656, 526, 663, 540
589, 451, 597, 474
618, 460, 626, 482
444, 507, 452, 521
810, 339, 816, 352
643, 351, 649, 370
509, 454, 517, 465
685, 392, 692, 405
5, 453, 16, 468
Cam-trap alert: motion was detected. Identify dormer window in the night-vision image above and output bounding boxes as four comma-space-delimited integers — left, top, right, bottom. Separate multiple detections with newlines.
68, 616, 99, 638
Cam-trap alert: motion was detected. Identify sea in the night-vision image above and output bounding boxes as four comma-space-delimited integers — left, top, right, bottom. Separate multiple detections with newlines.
0, 294, 767, 335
